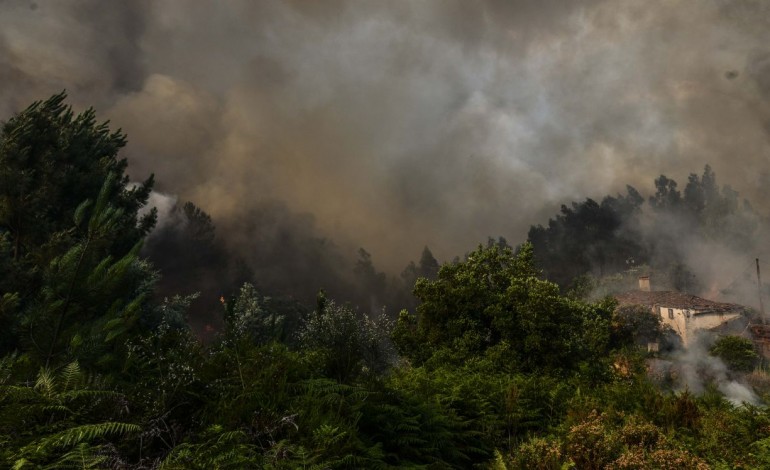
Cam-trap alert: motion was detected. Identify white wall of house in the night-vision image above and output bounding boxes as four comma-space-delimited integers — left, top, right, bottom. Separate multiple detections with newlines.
656, 306, 690, 344
654, 306, 741, 347
692, 312, 742, 331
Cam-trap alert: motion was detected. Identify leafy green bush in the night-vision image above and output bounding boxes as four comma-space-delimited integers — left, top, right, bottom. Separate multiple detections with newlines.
299, 300, 394, 383
611, 304, 664, 349
398, 243, 613, 374
710, 335, 759, 372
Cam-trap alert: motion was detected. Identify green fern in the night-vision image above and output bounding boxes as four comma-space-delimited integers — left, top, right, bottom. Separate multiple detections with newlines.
160, 425, 258, 469
45, 443, 109, 469
25, 422, 140, 453
0, 384, 39, 402
0, 362, 137, 467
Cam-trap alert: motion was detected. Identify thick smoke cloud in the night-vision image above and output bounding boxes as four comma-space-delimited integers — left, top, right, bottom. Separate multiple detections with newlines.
2, 0, 770, 273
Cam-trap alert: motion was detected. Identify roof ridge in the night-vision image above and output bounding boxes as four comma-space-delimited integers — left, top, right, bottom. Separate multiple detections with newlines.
614, 289, 744, 311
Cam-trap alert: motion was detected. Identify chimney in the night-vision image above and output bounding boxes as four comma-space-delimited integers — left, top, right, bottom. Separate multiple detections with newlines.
639, 276, 650, 292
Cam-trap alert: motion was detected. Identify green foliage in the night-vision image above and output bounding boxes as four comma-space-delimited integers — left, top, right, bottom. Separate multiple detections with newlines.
123, 318, 203, 420
227, 282, 286, 344
749, 436, 770, 468
529, 165, 758, 290
511, 436, 567, 469
0, 360, 138, 468
300, 300, 394, 383
385, 360, 583, 465
199, 340, 303, 439
4, 95, 770, 468
16, 174, 157, 371
690, 401, 770, 466
611, 304, 664, 349
278, 379, 386, 468
359, 388, 470, 467
528, 186, 645, 288
0, 92, 152, 260
160, 425, 259, 469
710, 335, 759, 372
392, 309, 424, 363
0, 93, 159, 363
0, 94, 155, 352
399, 242, 613, 374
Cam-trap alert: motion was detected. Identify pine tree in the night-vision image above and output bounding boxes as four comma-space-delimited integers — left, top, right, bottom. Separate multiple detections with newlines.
18, 174, 156, 370
0, 92, 154, 263
0, 92, 156, 357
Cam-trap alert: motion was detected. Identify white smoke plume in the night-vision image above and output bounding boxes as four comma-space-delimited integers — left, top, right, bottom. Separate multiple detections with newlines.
672, 333, 759, 406
141, 190, 179, 235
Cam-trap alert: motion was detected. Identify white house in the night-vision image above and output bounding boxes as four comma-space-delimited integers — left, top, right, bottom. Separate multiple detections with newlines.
615, 278, 745, 347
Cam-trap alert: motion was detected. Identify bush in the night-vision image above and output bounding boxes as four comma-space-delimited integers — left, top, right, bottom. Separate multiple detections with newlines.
611, 304, 663, 349
512, 436, 567, 470
710, 335, 758, 372
299, 301, 394, 383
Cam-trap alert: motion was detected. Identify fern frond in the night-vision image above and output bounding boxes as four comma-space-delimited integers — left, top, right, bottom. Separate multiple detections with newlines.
59, 389, 121, 403
12, 458, 31, 470
41, 405, 74, 415
0, 385, 39, 402
0, 351, 20, 386
45, 443, 108, 469
35, 368, 55, 398
60, 361, 82, 392
215, 429, 248, 445
26, 421, 140, 454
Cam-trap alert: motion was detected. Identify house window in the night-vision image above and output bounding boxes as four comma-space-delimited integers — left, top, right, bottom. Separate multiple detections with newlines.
668, 308, 674, 319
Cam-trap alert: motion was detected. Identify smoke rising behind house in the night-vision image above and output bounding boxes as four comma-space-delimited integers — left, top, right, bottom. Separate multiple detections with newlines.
2, 0, 770, 279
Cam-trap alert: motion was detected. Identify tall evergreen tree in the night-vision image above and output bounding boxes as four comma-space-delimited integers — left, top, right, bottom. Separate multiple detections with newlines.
0, 93, 156, 361
417, 246, 439, 280
19, 174, 156, 370
649, 174, 681, 211
0, 92, 155, 265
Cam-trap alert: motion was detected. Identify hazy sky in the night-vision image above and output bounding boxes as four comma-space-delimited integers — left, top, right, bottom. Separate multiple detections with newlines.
2, 0, 769, 269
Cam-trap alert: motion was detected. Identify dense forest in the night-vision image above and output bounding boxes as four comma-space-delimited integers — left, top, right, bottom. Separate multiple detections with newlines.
3, 94, 770, 468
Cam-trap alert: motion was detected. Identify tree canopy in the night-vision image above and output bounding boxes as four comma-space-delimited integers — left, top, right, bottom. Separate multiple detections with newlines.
528, 165, 761, 295
0, 93, 156, 361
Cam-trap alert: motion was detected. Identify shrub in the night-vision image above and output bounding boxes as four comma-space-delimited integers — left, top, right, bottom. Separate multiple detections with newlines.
709, 335, 758, 372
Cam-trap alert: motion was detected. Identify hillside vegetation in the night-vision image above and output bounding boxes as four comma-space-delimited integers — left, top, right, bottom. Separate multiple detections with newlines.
2, 94, 770, 469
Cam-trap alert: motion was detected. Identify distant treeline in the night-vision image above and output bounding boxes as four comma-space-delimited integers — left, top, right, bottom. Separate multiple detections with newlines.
528, 165, 766, 298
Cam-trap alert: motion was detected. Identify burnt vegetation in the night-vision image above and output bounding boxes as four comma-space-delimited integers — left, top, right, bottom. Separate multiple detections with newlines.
3, 94, 770, 468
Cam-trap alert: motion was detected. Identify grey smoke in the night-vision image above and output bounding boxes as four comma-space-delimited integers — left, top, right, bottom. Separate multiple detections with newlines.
673, 334, 759, 406
141, 190, 179, 235
2, 0, 770, 272
629, 199, 770, 309
648, 333, 760, 407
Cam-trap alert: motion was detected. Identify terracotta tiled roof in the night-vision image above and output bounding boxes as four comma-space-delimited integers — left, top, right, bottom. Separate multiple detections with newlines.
614, 290, 744, 313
